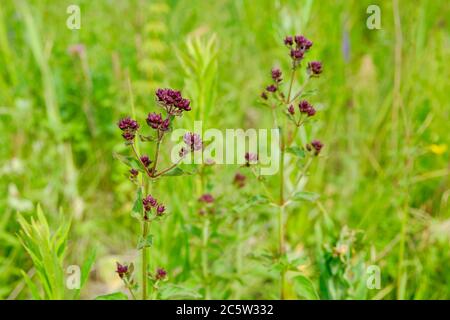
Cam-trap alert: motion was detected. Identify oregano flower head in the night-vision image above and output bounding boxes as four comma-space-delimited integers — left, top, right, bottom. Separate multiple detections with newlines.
183, 132, 203, 151
156, 88, 191, 116
299, 100, 316, 117
118, 117, 139, 141
307, 61, 323, 76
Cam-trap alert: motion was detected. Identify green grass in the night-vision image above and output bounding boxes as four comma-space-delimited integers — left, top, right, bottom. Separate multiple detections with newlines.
0, 0, 448, 299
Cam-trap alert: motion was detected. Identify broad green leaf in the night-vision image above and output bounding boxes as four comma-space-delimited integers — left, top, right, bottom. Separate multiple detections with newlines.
113, 152, 142, 171
131, 188, 143, 219
159, 284, 202, 299
161, 167, 195, 177
286, 146, 306, 158
21, 270, 41, 300
292, 191, 320, 202
233, 194, 269, 213
137, 234, 153, 249
139, 134, 156, 142
95, 292, 128, 300
293, 275, 320, 300
74, 249, 97, 299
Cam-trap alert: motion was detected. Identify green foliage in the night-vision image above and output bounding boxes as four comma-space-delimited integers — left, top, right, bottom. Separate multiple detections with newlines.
177, 35, 219, 125
95, 292, 128, 300
17, 205, 70, 300
0, 0, 448, 300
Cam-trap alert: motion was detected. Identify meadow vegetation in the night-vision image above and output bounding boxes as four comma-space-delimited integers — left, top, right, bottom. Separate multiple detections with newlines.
0, 0, 448, 299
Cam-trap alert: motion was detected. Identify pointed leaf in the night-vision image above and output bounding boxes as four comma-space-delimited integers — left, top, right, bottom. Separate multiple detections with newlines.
292, 191, 320, 202
137, 234, 153, 249
293, 275, 319, 300
131, 188, 143, 219
95, 292, 128, 300
286, 146, 306, 158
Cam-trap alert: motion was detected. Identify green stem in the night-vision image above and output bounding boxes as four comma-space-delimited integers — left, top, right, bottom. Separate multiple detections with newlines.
151, 136, 162, 177
288, 76, 310, 104
131, 143, 152, 177
126, 283, 137, 300
202, 217, 210, 299
279, 146, 286, 300
142, 220, 149, 300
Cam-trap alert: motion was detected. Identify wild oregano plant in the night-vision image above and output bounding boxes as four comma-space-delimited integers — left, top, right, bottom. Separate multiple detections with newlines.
114, 88, 202, 300
250, 35, 324, 299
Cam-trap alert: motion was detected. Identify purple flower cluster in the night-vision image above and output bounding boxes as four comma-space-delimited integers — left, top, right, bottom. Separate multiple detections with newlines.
143, 195, 166, 217
245, 152, 258, 165
285, 35, 313, 64
130, 168, 139, 179
146, 112, 170, 131
155, 267, 167, 280
140, 155, 152, 167
116, 262, 129, 279
156, 88, 191, 116
183, 132, 203, 152
298, 100, 316, 117
199, 193, 215, 204
118, 117, 139, 141
288, 105, 295, 115
307, 61, 323, 76
307, 140, 324, 156
271, 68, 282, 83
266, 84, 277, 93
233, 172, 246, 188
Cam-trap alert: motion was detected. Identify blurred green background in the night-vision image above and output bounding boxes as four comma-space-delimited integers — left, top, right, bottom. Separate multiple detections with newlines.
0, 0, 449, 299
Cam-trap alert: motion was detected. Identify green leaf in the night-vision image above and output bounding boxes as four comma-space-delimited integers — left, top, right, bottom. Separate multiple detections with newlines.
95, 292, 128, 300
293, 275, 320, 300
161, 167, 195, 177
131, 188, 143, 219
292, 191, 320, 202
21, 270, 41, 300
286, 146, 306, 158
137, 234, 153, 249
159, 284, 202, 299
139, 134, 156, 142
233, 195, 269, 213
248, 194, 270, 205
113, 152, 142, 171
74, 249, 97, 299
